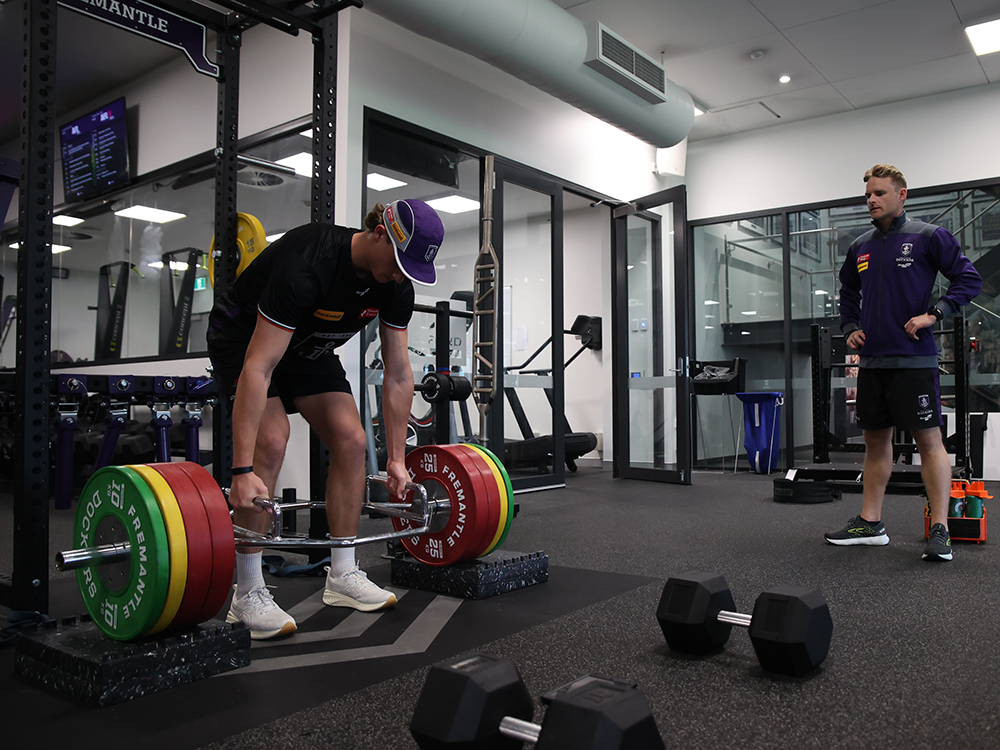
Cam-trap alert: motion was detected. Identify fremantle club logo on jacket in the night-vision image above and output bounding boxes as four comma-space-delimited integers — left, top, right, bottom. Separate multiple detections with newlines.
897, 243, 914, 268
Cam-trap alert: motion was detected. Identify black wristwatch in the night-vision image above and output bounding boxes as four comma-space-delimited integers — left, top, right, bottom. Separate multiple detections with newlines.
928, 305, 944, 321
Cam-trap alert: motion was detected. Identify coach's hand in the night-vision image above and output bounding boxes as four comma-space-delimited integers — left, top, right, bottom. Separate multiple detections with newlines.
847, 329, 866, 350
904, 313, 936, 341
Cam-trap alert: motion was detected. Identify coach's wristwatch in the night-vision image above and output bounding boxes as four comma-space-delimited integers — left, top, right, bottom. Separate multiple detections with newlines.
928, 305, 944, 321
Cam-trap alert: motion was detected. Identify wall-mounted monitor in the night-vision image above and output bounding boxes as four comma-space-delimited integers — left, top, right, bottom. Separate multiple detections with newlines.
59, 97, 131, 204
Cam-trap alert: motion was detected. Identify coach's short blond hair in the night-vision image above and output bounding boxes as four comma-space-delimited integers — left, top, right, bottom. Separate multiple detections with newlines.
864, 164, 907, 190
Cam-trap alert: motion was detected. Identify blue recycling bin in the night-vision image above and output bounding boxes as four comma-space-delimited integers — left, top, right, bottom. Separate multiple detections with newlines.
736, 392, 783, 474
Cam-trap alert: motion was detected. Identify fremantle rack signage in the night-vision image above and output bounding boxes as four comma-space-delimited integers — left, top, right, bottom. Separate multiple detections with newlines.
58, 0, 220, 78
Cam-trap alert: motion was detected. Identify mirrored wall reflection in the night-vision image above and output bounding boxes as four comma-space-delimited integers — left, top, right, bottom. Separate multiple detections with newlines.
0, 127, 318, 368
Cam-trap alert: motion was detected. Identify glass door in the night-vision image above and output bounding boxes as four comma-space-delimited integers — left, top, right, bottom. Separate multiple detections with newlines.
612, 186, 691, 483
488, 160, 565, 492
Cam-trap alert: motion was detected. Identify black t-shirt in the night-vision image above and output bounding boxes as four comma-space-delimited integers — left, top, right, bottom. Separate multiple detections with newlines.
208, 223, 414, 360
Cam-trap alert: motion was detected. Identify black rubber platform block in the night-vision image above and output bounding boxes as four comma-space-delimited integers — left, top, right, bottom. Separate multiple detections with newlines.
14, 617, 250, 706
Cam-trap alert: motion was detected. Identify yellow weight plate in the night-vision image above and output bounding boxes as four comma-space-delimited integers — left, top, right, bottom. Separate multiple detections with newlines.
129, 464, 188, 635
207, 212, 267, 287
465, 444, 508, 555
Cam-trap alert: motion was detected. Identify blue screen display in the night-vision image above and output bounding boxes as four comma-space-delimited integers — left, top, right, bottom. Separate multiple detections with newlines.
60, 97, 130, 204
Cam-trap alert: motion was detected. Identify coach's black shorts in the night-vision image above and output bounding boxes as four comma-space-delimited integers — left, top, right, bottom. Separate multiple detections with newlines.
209, 339, 352, 415
855, 367, 941, 432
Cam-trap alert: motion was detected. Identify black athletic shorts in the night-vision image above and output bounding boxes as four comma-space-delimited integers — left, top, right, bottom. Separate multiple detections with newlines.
855, 367, 941, 432
209, 339, 352, 415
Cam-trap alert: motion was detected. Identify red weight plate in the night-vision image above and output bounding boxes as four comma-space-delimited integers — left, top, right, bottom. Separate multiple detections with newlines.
149, 462, 214, 629
432, 444, 496, 561
394, 445, 490, 566
174, 461, 237, 621
449, 444, 501, 559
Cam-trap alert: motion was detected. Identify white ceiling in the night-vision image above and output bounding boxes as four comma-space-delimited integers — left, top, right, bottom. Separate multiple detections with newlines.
553, 0, 1000, 140
1, 0, 999, 149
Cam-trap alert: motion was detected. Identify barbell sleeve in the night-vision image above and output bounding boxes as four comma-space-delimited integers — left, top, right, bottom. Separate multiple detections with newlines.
57, 541, 132, 571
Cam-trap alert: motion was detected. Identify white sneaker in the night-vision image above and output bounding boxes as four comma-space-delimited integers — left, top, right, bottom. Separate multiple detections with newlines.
323, 566, 397, 611
226, 584, 297, 640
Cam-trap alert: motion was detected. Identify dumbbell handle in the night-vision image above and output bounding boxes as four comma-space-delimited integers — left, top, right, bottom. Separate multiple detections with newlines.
499, 716, 541, 744
717, 610, 753, 628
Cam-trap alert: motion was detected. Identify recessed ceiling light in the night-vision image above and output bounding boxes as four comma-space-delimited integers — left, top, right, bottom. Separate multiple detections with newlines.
966, 18, 1000, 56
300, 129, 313, 138
276, 152, 312, 177
693, 105, 705, 116
53, 215, 84, 227
9, 242, 72, 253
779, 75, 791, 84
426, 195, 480, 214
815, 290, 829, 296
367, 172, 408, 191
147, 260, 189, 271
266, 232, 285, 243
114, 206, 186, 223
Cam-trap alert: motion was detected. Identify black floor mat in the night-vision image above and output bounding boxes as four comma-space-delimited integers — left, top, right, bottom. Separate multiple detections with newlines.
1, 563, 653, 750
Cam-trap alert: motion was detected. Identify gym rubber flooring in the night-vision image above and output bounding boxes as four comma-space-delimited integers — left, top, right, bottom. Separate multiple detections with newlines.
3, 466, 1000, 749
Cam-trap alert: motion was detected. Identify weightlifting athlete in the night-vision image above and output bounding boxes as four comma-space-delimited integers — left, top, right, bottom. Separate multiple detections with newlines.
207, 200, 444, 638
825, 164, 981, 561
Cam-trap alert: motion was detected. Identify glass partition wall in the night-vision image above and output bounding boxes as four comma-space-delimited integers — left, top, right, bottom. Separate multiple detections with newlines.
0, 125, 314, 368
691, 214, 786, 470
691, 179, 1000, 472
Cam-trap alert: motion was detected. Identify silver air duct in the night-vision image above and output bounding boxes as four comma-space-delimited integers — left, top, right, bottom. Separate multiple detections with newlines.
364, 0, 694, 148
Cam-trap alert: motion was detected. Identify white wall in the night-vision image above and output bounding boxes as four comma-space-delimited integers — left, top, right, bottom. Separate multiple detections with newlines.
686, 82, 1000, 220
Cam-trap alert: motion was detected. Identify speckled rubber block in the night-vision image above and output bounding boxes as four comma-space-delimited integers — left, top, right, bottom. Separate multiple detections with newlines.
390, 550, 549, 599
14, 616, 250, 706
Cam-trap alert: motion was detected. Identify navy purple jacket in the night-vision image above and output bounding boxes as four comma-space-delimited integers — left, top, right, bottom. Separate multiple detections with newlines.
839, 212, 982, 366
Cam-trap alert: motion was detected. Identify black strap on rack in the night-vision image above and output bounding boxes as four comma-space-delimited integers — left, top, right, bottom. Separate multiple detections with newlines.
95, 262, 132, 361
158, 248, 203, 357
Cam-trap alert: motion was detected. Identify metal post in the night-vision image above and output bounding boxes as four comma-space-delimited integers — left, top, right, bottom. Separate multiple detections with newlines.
211, 27, 241, 488
308, 6, 339, 554
3, 0, 57, 612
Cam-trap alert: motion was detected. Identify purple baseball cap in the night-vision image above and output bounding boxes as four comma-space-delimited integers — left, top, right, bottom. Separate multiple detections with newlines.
384, 199, 444, 287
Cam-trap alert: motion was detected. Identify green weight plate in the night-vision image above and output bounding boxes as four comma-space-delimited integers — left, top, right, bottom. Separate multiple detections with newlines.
464, 444, 508, 555
74, 466, 170, 641
473, 444, 515, 551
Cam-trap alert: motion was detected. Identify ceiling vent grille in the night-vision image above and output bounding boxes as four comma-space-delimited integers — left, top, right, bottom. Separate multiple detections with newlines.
585, 23, 666, 104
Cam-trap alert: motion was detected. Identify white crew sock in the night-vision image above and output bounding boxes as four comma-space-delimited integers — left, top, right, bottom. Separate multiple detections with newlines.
235, 551, 266, 598
327, 538, 357, 578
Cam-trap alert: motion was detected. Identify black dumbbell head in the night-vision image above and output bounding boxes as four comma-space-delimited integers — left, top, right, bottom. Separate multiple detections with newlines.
410, 652, 533, 749
656, 572, 736, 654
747, 585, 833, 676
536, 675, 664, 750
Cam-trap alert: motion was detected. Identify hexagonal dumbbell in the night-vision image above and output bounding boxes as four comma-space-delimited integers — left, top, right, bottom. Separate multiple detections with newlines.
656, 571, 833, 677
410, 652, 664, 749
